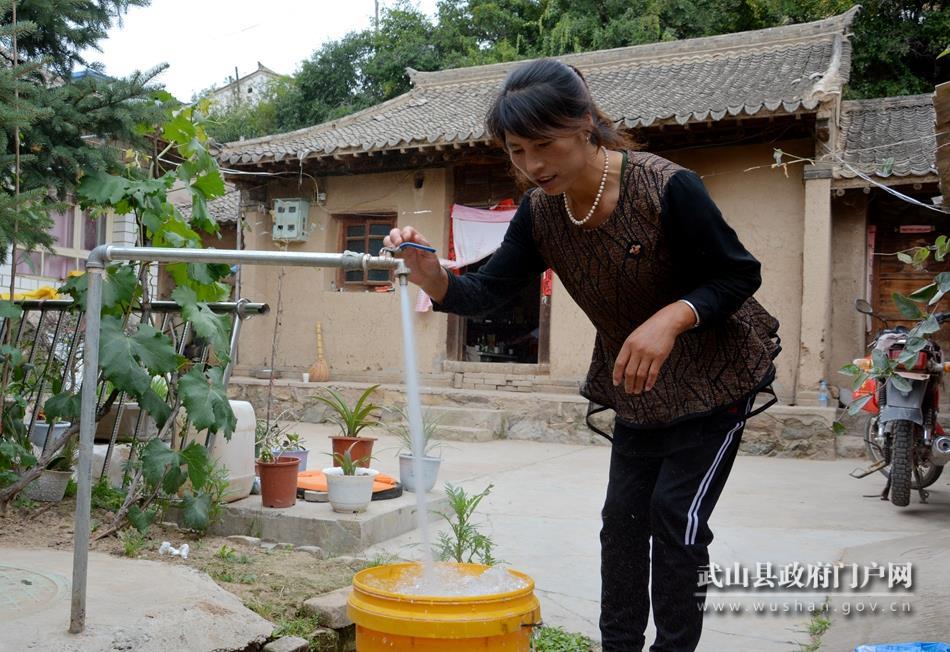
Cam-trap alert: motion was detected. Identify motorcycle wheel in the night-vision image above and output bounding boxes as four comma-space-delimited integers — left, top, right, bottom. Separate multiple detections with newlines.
864, 416, 943, 489
889, 420, 914, 507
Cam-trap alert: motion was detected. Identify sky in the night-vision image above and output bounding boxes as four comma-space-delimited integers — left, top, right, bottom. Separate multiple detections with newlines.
79, 0, 439, 101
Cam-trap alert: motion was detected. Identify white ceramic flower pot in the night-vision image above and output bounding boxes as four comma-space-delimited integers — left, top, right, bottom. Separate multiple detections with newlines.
28, 421, 72, 450
324, 468, 375, 513
398, 454, 441, 493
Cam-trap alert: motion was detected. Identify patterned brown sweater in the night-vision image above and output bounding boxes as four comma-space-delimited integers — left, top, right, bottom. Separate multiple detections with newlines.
434, 151, 780, 427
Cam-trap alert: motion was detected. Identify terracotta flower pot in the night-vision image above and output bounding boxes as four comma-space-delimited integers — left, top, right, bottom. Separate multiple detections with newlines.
256, 456, 299, 508
329, 436, 376, 468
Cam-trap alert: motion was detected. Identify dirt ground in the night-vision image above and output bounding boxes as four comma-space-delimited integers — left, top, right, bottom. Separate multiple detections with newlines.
0, 496, 370, 634
1, 496, 598, 651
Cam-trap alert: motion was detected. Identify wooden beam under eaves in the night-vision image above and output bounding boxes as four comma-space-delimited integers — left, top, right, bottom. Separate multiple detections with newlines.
831, 173, 939, 190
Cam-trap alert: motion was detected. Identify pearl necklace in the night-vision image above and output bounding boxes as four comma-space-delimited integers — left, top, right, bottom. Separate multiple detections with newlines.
564, 146, 608, 226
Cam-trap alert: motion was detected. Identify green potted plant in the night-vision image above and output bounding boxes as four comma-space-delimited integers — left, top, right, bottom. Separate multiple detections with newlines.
254, 421, 299, 508
314, 384, 382, 468
388, 405, 443, 494
276, 431, 309, 471
24, 432, 76, 502
323, 444, 375, 513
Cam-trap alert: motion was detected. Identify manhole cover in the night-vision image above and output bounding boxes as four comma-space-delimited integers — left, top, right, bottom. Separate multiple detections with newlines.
0, 565, 69, 619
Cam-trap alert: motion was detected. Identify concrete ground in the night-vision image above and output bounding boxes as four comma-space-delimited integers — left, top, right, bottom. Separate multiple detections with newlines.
295, 422, 950, 651
1, 547, 272, 652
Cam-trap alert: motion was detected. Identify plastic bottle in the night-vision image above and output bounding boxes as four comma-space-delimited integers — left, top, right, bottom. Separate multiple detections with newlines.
818, 380, 829, 407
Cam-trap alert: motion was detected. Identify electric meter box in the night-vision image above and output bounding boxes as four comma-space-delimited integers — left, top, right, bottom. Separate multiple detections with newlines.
271, 198, 311, 242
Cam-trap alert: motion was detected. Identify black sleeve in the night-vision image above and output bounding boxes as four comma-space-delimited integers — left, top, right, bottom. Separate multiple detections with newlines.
432, 195, 548, 317
661, 169, 762, 327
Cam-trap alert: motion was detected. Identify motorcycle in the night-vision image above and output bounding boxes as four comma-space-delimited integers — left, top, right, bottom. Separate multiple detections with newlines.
849, 299, 950, 506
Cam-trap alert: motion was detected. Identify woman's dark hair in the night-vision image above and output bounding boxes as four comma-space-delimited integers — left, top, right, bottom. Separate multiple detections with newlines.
485, 58, 634, 150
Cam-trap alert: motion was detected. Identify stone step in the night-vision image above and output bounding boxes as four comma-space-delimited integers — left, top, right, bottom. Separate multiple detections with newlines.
438, 425, 496, 442
422, 404, 505, 432
231, 378, 856, 459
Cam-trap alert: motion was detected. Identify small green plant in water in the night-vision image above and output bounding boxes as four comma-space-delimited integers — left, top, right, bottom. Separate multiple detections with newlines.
118, 528, 147, 558
435, 483, 498, 565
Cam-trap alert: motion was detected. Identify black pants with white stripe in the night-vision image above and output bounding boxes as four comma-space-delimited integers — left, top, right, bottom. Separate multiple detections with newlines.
599, 401, 749, 652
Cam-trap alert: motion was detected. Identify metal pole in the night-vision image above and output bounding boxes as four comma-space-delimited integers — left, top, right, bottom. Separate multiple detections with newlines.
70, 265, 103, 634
221, 298, 250, 387
70, 246, 408, 633
90, 245, 404, 273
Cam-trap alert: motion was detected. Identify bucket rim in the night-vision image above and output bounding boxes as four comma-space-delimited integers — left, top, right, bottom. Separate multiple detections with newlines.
351, 562, 536, 603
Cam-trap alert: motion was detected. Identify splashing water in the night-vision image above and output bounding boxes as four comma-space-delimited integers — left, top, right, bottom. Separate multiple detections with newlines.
398, 278, 433, 570
364, 563, 528, 597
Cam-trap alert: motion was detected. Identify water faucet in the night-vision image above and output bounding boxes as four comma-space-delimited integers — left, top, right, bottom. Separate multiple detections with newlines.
377, 246, 413, 286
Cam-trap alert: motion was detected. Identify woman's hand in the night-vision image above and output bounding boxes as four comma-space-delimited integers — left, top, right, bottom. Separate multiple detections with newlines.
384, 226, 448, 301
612, 302, 697, 394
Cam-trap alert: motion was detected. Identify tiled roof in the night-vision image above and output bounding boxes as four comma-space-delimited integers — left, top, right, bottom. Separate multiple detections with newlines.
836, 94, 937, 179
219, 7, 859, 167
181, 185, 241, 224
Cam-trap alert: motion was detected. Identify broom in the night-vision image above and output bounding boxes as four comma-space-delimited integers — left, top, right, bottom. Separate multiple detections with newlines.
308, 321, 330, 382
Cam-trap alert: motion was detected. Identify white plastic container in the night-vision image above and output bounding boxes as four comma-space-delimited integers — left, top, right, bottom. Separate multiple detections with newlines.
173, 400, 258, 503
210, 400, 257, 502
92, 443, 132, 488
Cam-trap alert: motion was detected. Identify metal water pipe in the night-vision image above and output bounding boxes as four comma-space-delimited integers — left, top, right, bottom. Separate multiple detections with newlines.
70, 245, 408, 633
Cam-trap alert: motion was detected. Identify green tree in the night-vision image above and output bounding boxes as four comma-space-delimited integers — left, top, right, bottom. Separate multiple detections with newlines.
0, 0, 163, 451
211, 0, 946, 139
274, 30, 375, 132
0, 0, 165, 275
1, 0, 163, 195
843, 0, 949, 98
0, 2, 235, 534
203, 77, 292, 144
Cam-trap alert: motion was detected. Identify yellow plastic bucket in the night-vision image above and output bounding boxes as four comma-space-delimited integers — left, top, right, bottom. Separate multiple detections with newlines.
348, 562, 542, 651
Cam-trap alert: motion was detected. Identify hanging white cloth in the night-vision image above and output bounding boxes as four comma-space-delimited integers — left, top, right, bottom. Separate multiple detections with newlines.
415, 203, 517, 312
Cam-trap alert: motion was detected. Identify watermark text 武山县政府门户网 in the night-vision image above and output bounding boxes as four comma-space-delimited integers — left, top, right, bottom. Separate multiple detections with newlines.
697, 561, 914, 616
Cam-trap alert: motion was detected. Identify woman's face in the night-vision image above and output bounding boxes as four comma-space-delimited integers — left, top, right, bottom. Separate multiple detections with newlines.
505, 129, 591, 195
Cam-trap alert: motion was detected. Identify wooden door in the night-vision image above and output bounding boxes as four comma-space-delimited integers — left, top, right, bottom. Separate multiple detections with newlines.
871, 196, 950, 355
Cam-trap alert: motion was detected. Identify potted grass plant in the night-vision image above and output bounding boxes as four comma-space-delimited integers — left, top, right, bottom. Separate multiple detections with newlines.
314, 384, 382, 468
387, 406, 443, 494
323, 444, 375, 513
25, 433, 76, 502
255, 422, 299, 508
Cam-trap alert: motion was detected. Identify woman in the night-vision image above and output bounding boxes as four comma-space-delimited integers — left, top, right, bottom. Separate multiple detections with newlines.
384, 58, 780, 652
